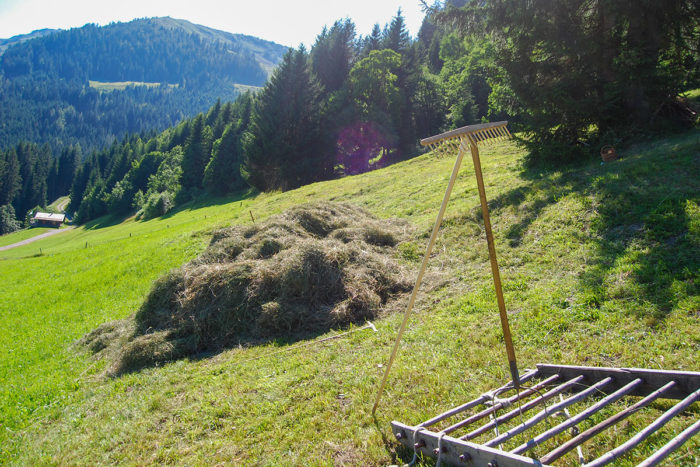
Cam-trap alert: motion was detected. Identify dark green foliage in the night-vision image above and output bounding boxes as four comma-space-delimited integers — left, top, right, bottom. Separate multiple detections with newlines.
0, 149, 21, 206
311, 19, 356, 95
433, 0, 700, 162
203, 125, 246, 195
243, 47, 330, 191
0, 204, 21, 235
0, 18, 286, 153
181, 115, 213, 189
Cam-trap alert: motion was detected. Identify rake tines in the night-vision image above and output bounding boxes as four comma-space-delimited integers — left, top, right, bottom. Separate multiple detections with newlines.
392, 364, 700, 466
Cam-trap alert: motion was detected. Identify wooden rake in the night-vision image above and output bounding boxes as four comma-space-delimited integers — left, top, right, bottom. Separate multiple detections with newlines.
372, 121, 700, 465
373, 121, 518, 416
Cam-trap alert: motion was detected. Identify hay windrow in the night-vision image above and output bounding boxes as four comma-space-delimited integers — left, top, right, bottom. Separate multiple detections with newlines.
86, 202, 414, 374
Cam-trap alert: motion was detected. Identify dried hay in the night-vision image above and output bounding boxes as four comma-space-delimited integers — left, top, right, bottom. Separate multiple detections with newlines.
85, 202, 413, 374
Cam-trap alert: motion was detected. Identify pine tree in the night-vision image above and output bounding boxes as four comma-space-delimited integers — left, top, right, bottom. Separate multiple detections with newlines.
311, 19, 357, 95
384, 9, 411, 55
0, 149, 22, 206
242, 47, 330, 191
361, 24, 383, 57
203, 124, 246, 194
181, 114, 213, 189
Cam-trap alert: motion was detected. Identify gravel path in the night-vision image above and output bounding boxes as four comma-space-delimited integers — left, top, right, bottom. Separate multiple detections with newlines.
0, 227, 74, 252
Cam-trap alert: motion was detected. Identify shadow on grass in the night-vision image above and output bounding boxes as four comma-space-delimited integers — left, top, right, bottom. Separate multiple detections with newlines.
79, 189, 257, 230
160, 189, 257, 220
485, 129, 700, 321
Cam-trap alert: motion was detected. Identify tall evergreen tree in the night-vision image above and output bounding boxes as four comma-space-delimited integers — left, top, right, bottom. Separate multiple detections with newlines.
180, 114, 213, 189
242, 47, 329, 191
0, 149, 22, 206
311, 19, 357, 95
384, 9, 411, 55
361, 24, 383, 57
203, 124, 246, 195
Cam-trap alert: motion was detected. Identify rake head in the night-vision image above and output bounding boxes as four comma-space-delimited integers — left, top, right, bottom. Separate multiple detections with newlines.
421, 121, 512, 157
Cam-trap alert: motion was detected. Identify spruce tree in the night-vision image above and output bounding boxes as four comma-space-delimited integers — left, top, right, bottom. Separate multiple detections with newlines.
0, 149, 22, 206
242, 47, 329, 191
203, 124, 245, 194
181, 114, 213, 189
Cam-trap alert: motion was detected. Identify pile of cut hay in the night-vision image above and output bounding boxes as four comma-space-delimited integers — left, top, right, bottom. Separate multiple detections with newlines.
82, 202, 413, 374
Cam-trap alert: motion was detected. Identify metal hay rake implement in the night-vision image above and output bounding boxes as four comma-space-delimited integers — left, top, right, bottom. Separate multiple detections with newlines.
372, 121, 700, 466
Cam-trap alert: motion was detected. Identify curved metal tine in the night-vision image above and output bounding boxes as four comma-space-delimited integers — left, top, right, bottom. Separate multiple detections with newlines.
483, 377, 613, 448
461, 375, 586, 441
510, 378, 643, 455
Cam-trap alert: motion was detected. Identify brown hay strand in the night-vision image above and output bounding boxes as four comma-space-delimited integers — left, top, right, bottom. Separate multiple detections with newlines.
85, 202, 414, 374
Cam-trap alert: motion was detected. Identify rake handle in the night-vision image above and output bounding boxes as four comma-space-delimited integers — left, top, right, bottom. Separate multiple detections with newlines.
467, 134, 520, 390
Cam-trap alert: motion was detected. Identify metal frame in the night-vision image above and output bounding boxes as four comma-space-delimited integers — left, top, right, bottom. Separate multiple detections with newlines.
392, 364, 700, 466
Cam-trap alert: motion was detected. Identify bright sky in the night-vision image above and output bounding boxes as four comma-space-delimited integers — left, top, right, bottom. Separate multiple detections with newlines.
0, 0, 428, 47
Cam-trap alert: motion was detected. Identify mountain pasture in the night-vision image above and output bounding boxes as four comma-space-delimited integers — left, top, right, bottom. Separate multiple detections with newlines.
0, 133, 698, 465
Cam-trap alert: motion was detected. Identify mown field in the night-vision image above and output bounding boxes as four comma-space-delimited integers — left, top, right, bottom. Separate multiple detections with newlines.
88, 80, 179, 92
0, 130, 698, 465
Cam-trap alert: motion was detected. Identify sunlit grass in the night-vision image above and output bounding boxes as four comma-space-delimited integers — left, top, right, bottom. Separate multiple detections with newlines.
1, 130, 698, 465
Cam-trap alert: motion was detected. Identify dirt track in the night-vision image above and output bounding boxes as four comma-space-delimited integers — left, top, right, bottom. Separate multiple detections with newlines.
0, 227, 74, 252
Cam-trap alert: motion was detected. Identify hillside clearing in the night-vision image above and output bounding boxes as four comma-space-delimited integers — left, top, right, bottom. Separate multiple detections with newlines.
0, 131, 698, 465
88, 80, 179, 92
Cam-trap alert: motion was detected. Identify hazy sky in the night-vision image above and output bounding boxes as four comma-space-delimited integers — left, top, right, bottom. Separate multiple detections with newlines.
0, 0, 428, 47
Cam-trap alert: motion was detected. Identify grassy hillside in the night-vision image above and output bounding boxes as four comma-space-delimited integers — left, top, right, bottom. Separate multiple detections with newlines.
1, 130, 698, 465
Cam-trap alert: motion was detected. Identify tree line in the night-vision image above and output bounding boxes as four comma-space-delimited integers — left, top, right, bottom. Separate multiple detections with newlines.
2, 2, 698, 232
0, 18, 286, 153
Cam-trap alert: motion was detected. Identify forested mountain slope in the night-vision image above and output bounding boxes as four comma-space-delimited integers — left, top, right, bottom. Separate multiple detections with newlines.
0, 17, 287, 152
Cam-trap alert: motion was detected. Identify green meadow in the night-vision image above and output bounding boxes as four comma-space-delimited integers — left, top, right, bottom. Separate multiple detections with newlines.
1, 131, 698, 465
88, 80, 179, 92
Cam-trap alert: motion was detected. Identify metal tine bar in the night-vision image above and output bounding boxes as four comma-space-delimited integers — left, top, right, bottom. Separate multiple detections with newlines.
584, 387, 700, 467
637, 418, 700, 467
420, 368, 540, 428
442, 374, 561, 434
462, 375, 586, 441
540, 381, 677, 464
484, 377, 613, 447
511, 378, 644, 455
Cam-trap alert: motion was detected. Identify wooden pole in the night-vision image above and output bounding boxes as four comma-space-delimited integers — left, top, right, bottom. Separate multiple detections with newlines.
511, 378, 643, 455
637, 418, 700, 467
372, 139, 468, 415
467, 134, 520, 390
584, 387, 700, 467
539, 380, 677, 464
483, 377, 612, 447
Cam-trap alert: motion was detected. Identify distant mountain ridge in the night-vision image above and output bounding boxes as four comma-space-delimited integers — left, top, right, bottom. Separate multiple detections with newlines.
0, 17, 288, 152
0, 28, 58, 55
148, 17, 285, 74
